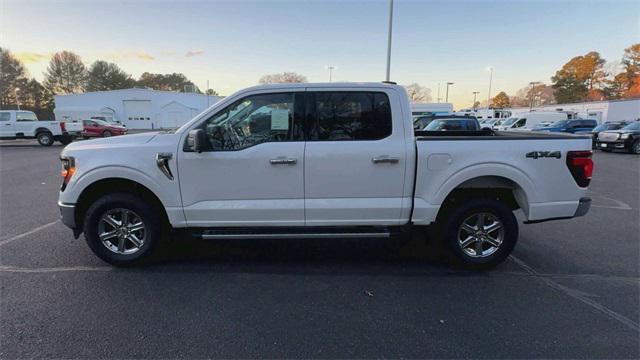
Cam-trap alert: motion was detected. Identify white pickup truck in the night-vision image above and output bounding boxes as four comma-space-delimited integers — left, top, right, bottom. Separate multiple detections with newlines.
0, 110, 83, 146
58, 83, 593, 269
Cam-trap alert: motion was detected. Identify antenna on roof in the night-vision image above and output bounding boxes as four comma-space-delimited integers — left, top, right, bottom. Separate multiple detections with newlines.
382, 81, 397, 85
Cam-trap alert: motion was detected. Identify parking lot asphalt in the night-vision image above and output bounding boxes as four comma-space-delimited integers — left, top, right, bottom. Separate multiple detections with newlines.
1, 139, 639, 358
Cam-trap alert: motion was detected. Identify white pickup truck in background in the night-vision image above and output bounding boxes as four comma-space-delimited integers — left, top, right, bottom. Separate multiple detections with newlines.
58, 82, 594, 269
0, 110, 83, 146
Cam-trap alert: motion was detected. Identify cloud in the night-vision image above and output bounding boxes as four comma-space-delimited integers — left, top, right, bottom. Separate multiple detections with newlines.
135, 51, 155, 61
185, 49, 204, 57
102, 51, 155, 61
15, 52, 51, 64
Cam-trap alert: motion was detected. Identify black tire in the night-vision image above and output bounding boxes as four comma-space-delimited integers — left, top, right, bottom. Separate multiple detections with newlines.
58, 136, 73, 145
102, 130, 112, 137
440, 198, 518, 270
36, 131, 54, 146
631, 140, 640, 155
83, 193, 162, 265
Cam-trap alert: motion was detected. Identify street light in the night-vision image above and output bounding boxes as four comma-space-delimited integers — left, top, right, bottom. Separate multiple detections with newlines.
445, 82, 454, 103
437, 82, 441, 103
385, 0, 394, 81
472, 91, 480, 108
14, 87, 20, 110
529, 81, 540, 110
486, 67, 494, 108
325, 65, 336, 82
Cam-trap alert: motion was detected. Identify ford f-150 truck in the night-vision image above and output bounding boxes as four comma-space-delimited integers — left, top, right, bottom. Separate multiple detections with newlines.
58, 83, 593, 269
0, 110, 83, 146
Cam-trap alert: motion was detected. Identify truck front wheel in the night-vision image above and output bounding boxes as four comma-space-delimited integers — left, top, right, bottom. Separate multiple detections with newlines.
441, 198, 518, 270
36, 131, 54, 146
83, 193, 162, 265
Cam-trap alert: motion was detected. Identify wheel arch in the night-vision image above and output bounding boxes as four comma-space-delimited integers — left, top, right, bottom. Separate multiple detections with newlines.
435, 173, 533, 222
74, 177, 171, 233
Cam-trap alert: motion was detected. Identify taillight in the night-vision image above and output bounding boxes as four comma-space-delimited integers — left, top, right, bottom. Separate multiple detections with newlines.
60, 122, 66, 131
566, 151, 593, 188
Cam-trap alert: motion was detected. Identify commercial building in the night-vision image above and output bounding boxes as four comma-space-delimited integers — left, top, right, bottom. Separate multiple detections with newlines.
54, 88, 221, 129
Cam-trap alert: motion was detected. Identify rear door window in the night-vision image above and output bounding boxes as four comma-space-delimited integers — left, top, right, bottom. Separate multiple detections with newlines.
308, 92, 392, 141
0, 113, 10, 122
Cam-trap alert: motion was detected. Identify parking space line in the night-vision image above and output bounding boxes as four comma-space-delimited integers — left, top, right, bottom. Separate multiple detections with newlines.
0, 265, 112, 273
0, 220, 60, 247
510, 255, 640, 332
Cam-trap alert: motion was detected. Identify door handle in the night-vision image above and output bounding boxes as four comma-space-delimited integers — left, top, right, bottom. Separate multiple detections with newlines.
372, 156, 399, 164
270, 157, 297, 165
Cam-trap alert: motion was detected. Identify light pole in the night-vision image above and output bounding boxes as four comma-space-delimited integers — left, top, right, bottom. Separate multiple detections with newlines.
326, 65, 336, 82
445, 82, 454, 103
529, 81, 540, 111
487, 67, 494, 108
385, 0, 394, 81
472, 91, 479, 108
437, 82, 441, 103
14, 88, 20, 110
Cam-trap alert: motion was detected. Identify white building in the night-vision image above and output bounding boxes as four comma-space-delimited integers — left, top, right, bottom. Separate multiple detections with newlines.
508, 98, 640, 123
54, 88, 221, 129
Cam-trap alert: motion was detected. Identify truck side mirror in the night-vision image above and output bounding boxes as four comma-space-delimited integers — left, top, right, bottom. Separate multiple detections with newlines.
187, 129, 206, 153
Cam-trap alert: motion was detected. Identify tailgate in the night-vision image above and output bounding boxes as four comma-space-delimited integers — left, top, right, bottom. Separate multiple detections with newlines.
63, 121, 84, 133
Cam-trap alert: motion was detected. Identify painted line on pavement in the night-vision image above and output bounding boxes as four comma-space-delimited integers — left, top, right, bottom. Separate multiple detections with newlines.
510, 255, 639, 332
0, 220, 60, 247
0, 265, 112, 273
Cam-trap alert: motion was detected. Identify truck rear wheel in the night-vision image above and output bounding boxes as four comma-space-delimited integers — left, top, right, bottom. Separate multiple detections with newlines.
441, 198, 518, 270
83, 193, 162, 265
36, 131, 54, 146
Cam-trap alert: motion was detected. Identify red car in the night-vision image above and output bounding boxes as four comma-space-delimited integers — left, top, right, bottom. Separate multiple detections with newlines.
82, 119, 127, 138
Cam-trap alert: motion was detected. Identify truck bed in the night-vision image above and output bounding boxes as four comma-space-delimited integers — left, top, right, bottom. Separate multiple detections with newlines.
411, 130, 592, 225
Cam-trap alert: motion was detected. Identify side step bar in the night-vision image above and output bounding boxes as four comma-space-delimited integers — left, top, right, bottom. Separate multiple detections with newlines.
201, 229, 391, 240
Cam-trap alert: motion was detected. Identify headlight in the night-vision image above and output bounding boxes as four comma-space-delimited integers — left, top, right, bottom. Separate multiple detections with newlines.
621, 133, 630, 139
60, 156, 76, 189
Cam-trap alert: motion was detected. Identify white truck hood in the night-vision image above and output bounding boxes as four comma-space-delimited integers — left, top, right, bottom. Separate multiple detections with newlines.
63, 132, 159, 151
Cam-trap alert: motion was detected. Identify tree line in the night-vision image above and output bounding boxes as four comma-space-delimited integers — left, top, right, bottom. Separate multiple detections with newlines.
489, 43, 639, 109
0, 48, 206, 119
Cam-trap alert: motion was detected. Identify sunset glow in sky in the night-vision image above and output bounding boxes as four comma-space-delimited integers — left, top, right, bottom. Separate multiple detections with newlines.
2, 0, 638, 108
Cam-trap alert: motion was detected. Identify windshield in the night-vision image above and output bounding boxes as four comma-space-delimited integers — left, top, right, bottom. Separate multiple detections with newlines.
621, 122, 640, 131
549, 120, 569, 127
501, 117, 519, 126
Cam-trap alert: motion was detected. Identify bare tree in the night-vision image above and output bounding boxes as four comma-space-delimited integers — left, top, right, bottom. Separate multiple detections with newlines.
259, 72, 307, 84
403, 83, 432, 102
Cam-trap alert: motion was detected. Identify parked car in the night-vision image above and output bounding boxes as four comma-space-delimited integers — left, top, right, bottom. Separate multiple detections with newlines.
424, 116, 481, 131
58, 82, 593, 269
414, 115, 480, 131
0, 110, 82, 146
596, 121, 640, 154
536, 119, 598, 133
90, 116, 125, 127
82, 119, 127, 138
576, 121, 629, 149
479, 119, 498, 130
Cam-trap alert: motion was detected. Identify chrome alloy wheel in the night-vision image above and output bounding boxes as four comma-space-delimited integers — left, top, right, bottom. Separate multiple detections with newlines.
457, 212, 504, 258
97, 208, 146, 255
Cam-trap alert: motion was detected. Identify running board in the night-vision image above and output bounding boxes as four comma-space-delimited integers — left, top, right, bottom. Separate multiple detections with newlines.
200, 229, 391, 240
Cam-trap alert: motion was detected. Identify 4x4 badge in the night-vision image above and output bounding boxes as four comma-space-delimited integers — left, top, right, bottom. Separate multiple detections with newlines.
526, 151, 561, 159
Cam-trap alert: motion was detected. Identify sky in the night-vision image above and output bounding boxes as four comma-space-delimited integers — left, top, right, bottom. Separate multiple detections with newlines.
1, 0, 638, 108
